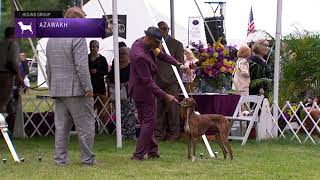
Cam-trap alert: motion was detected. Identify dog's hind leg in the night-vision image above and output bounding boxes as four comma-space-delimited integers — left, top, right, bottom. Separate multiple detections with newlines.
224, 141, 233, 160
221, 133, 233, 160
215, 135, 227, 159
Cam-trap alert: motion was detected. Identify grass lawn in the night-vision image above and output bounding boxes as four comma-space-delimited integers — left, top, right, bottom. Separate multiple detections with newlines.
1, 136, 320, 180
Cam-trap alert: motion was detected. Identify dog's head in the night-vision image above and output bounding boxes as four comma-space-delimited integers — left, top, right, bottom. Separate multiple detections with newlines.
179, 98, 197, 108
17, 21, 23, 26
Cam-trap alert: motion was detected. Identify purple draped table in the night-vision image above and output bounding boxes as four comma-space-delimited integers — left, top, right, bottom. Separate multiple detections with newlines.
179, 93, 240, 135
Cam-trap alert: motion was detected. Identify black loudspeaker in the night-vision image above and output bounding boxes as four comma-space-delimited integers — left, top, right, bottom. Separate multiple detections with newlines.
204, 16, 225, 45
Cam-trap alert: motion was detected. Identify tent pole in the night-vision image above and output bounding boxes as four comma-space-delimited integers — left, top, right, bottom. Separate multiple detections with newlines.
170, 0, 175, 38
112, 0, 122, 148
273, 0, 283, 128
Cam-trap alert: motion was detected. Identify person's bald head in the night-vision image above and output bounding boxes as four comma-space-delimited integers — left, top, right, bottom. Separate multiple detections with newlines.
64, 6, 86, 18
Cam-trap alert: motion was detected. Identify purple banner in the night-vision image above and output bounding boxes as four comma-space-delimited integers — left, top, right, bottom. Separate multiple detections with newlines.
15, 18, 105, 38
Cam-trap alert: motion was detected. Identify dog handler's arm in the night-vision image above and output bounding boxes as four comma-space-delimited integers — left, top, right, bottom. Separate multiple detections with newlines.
135, 57, 166, 99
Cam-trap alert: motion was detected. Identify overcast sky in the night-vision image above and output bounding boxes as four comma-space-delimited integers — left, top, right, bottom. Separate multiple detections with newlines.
148, 0, 320, 42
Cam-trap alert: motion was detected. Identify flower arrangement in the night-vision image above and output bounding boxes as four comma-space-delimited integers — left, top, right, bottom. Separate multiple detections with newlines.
191, 40, 237, 93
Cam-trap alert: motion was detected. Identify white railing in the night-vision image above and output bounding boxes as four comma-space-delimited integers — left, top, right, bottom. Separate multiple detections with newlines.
19, 96, 115, 138
259, 99, 320, 144
18, 94, 320, 144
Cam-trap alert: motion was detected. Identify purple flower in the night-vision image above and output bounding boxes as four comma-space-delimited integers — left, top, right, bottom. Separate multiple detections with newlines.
217, 54, 224, 61
215, 61, 223, 69
217, 48, 224, 54
207, 46, 214, 54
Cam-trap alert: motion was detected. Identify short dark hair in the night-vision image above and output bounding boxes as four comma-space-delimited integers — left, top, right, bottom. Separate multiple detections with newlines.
118, 41, 127, 48
89, 40, 99, 47
4, 27, 15, 39
157, 21, 166, 28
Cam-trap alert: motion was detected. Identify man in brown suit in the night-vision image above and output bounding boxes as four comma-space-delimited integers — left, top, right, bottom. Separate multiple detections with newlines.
155, 21, 184, 142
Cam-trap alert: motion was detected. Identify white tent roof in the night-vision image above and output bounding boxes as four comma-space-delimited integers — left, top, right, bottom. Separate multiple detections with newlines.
36, 0, 193, 87
82, 0, 192, 63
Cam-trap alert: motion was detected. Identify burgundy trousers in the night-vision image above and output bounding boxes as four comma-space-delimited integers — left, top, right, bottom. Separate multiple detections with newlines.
132, 100, 159, 159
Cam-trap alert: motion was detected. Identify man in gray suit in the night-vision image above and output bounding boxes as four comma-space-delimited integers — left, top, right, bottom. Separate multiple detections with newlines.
155, 21, 184, 142
46, 7, 95, 166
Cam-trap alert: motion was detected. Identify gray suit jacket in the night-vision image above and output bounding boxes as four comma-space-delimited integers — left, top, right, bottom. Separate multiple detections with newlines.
156, 36, 184, 88
46, 38, 93, 97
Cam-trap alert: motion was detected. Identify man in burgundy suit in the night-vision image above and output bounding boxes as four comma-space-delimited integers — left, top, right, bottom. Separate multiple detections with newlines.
129, 27, 185, 160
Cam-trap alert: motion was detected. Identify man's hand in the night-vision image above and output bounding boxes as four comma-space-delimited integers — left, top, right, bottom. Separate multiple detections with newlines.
177, 63, 188, 70
85, 90, 94, 97
165, 93, 178, 103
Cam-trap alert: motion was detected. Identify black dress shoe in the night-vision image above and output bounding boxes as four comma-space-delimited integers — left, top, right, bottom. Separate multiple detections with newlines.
147, 154, 160, 159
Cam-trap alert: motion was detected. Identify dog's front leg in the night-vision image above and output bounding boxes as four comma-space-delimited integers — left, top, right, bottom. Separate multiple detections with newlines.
187, 136, 192, 160
191, 137, 197, 162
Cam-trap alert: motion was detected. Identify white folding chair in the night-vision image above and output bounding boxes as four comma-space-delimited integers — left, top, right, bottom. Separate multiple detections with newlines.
228, 95, 264, 145
0, 113, 20, 162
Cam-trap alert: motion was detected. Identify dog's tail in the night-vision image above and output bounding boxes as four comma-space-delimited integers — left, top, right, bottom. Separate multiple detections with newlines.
226, 117, 234, 126
226, 117, 235, 134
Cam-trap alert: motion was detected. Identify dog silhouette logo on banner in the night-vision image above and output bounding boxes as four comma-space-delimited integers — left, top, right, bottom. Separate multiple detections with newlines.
17, 21, 33, 34
15, 18, 37, 38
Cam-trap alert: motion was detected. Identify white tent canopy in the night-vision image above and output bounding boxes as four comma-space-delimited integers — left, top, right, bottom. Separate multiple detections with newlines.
36, 0, 198, 87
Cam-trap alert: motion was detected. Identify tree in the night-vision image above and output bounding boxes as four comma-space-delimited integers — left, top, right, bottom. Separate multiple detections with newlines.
280, 32, 320, 103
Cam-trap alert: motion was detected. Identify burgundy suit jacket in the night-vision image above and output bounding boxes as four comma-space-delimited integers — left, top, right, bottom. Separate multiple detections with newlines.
128, 37, 179, 104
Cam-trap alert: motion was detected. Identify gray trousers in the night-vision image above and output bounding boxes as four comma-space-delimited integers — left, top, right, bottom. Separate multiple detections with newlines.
54, 96, 95, 165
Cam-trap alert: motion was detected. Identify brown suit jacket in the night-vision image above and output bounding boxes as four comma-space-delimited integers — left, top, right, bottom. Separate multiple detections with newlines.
156, 36, 184, 88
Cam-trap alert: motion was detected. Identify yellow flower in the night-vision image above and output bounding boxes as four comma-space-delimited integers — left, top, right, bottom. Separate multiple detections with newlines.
223, 59, 228, 66
214, 42, 224, 49
208, 58, 215, 65
229, 68, 235, 74
202, 58, 215, 66
202, 61, 209, 66
220, 67, 226, 72
213, 52, 218, 58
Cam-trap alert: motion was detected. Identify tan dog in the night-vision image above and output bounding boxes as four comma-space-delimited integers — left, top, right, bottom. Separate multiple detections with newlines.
179, 98, 233, 161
